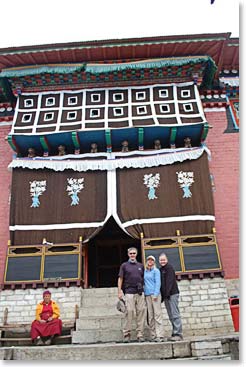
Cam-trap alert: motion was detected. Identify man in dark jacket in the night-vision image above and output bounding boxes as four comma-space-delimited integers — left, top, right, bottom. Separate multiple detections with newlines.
159, 253, 183, 341
118, 247, 146, 343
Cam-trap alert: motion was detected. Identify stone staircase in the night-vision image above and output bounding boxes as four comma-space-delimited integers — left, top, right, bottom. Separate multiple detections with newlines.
72, 287, 132, 344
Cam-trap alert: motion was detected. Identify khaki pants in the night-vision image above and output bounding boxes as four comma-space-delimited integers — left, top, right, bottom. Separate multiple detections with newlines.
145, 294, 164, 339
123, 293, 146, 338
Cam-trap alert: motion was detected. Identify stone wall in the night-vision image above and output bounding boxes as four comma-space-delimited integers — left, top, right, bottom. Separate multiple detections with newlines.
174, 277, 235, 336
0, 287, 82, 325
0, 277, 235, 337
224, 278, 239, 298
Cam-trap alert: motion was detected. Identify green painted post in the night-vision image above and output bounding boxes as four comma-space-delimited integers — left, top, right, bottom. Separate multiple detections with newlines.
105, 130, 112, 152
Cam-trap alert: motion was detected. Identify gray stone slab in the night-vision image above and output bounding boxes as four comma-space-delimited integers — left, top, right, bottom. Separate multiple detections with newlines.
79, 306, 118, 317
0, 334, 239, 361
76, 315, 123, 330
11, 342, 173, 360
173, 341, 191, 358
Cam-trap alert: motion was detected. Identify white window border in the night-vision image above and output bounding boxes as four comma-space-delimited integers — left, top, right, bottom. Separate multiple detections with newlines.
44, 112, 55, 121
183, 103, 193, 112
136, 91, 146, 101
137, 106, 147, 115
67, 111, 77, 120
21, 114, 32, 123
113, 93, 124, 102
91, 94, 101, 103
181, 90, 191, 98
90, 109, 100, 118
159, 89, 169, 98
24, 99, 34, 108
68, 96, 78, 105
160, 104, 170, 113
113, 107, 124, 116
45, 97, 55, 107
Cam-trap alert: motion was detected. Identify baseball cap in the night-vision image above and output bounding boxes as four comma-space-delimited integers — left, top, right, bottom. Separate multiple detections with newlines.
147, 255, 156, 261
116, 299, 126, 313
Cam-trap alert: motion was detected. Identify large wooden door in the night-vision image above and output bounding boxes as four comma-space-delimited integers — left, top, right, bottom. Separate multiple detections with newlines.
87, 217, 140, 287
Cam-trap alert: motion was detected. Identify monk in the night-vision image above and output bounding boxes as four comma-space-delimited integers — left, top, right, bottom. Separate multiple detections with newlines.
31, 290, 62, 345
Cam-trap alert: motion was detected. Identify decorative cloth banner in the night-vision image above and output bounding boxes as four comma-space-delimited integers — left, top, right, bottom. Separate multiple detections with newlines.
10, 168, 108, 245
9, 151, 214, 245
115, 152, 215, 238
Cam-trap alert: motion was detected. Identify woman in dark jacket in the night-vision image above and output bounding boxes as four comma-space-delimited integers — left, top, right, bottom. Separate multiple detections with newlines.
159, 253, 183, 341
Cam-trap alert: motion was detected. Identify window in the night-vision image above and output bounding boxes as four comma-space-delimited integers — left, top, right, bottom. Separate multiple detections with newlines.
181, 90, 191, 98
21, 114, 32, 123
67, 111, 77, 120
68, 96, 78, 105
44, 112, 54, 121
113, 93, 124, 102
24, 99, 34, 108
90, 109, 100, 118
137, 106, 147, 115
91, 94, 101, 103
160, 104, 170, 113
46, 97, 55, 107
159, 89, 168, 98
142, 234, 222, 275
136, 91, 146, 101
113, 107, 124, 116
184, 103, 193, 112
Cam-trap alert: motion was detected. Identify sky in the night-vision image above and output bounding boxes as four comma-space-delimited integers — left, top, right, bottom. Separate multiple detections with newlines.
0, 0, 240, 49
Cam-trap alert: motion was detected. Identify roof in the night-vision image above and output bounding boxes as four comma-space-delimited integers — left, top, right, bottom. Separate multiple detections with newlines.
0, 33, 239, 72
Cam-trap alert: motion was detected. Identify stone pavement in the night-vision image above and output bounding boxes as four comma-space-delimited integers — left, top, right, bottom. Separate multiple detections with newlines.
0, 333, 239, 360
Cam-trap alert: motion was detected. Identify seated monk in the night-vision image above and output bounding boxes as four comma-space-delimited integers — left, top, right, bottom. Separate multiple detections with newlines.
31, 290, 62, 345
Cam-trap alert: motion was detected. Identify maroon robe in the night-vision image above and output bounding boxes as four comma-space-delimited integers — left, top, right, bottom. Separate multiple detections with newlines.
31, 302, 62, 340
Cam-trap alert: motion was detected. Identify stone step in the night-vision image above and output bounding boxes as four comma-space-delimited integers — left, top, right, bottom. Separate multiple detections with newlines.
0, 338, 237, 360
72, 329, 124, 344
82, 287, 118, 296
81, 295, 118, 307
78, 305, 119, 317
72, 325, 151, 344
76, 315, 124, 330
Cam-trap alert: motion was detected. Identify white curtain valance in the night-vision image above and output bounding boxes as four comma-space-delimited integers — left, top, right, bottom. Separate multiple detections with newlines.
8, 146, 210, 172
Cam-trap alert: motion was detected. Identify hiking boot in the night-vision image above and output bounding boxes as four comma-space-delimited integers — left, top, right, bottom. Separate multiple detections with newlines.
123, 335, 130, 343
168, 335, 183, 342
137, 337, 145, 342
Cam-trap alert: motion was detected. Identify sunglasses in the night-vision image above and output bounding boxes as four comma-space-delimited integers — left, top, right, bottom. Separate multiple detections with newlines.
129, 252, 137, 255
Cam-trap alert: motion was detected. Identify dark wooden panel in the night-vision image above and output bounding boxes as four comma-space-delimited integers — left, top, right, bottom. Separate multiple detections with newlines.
183, 245, 220, 271
144, 247, 181, 272
44, 254, 79, 280
5, 256, 41, 282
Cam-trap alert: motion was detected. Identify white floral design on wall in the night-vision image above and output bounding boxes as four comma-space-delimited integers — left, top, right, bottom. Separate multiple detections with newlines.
176, 171, 194, 198
67, 178, 84, 206
143, 173, 160, 200
30, 180, 47, 208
